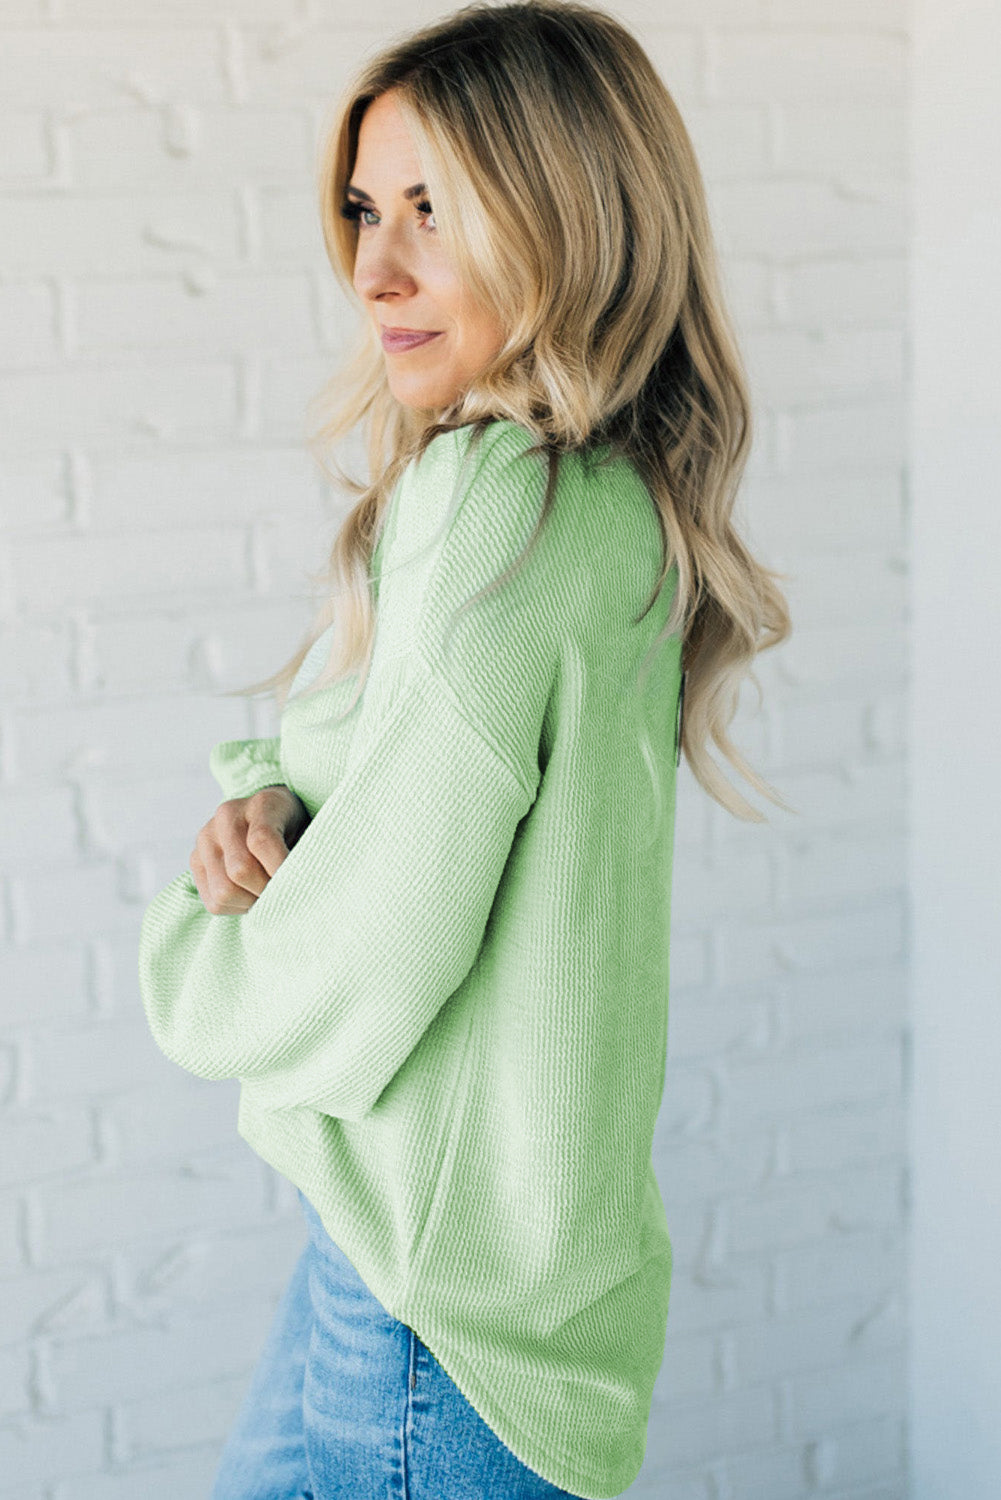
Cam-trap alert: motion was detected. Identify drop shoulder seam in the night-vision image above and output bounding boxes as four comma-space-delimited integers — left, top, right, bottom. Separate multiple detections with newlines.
412, 645, 540, 808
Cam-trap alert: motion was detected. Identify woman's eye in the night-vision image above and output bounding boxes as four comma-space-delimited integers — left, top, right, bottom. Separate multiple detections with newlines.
339, 199, 437, 233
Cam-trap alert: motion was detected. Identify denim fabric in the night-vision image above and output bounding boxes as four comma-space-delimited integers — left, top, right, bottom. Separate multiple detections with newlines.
209, 1188, 584, 1500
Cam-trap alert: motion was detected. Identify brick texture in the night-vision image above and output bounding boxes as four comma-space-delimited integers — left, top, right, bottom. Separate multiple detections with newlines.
0, 2, 909, 1495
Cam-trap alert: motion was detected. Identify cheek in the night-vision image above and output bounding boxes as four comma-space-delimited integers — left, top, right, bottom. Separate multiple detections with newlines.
427, 272, 464, 329
445, 299, 503, 361
467, 312, 505, 362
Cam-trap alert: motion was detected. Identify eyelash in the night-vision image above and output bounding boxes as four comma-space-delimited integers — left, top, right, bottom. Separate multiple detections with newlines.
339, 198, 437, 233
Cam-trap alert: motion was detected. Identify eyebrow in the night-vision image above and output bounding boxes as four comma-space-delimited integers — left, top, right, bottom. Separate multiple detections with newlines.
344, 182, 427, 204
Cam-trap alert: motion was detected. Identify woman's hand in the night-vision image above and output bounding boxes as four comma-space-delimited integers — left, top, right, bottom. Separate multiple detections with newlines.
189, 785, 311, 915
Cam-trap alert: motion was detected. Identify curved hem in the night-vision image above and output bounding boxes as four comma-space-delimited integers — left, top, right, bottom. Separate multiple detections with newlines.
235, 1102, 642, 1500
400, 1318, 643, 1500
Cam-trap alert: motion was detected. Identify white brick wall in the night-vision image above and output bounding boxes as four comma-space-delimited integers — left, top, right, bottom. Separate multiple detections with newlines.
0, 2, 910, 1496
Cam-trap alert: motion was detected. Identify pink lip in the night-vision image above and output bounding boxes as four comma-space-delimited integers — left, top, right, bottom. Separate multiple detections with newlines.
380, 327, 443, 351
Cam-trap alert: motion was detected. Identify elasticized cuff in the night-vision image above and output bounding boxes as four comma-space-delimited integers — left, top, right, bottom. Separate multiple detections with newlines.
208, 736, 284, 802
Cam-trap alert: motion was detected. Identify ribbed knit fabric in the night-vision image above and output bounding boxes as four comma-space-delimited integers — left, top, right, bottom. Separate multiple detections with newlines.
138, 418, 683, 1499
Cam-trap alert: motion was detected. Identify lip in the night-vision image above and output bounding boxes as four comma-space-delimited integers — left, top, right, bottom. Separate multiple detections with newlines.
380, 327, 443, 351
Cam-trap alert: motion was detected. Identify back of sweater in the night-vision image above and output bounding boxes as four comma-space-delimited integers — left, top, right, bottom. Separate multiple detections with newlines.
139, 419, 683, 1500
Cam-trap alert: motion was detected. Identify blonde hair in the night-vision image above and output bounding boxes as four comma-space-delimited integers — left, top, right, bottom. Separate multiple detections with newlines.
231, 0, 794, 822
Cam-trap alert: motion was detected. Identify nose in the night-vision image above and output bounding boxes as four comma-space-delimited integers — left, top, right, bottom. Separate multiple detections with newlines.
353, 238, 419, 304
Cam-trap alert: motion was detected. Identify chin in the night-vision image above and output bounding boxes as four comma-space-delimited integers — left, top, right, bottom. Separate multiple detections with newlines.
389, 378, 452, 410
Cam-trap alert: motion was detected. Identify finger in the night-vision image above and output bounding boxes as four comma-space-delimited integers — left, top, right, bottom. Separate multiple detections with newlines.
244, 818, 293, 880
218, 836, 272, 898
189, 845, 208, 905
205, 807, 273, 898
190, 844, 243, 915
192, 830, 263, 914
203, 870, 259, 914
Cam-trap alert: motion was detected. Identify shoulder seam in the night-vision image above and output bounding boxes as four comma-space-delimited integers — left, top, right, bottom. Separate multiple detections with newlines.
413, 644, 540, 807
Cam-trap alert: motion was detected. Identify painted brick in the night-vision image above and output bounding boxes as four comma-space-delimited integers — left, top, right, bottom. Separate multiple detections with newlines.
54, 1450, 220, 1500
720, 1443, 806, 1500
1, 362, 238, 446
0, 454, 71, 531
664, 1264, 771, 1336
8, 525, 250, 611
0, 1409, 104, 1487
47, 1299, 280, 1408
0, 619, 75, 699
0, 30, 226, 111
117, 1209, 304, 1313
0, 945, 91, 1028
724, 1039, 903, 1127
0, 1105, 96, 1187
0, 1194, 25, 1273
119, 1371, 249, 1459
0, 109, 49, 179
88, 445, 318, 527
787, 1349, 908, 1435
77, 274, 317, 356
0, 1263, 108, 1345
725, 1161, 904, 1254
710, 33, 905, 105
774, 1228, 905, 1315
0, 785, 79, 866
0, 5, 911, 1494
653, 1329, 718, 1404
67, 105, 310, 190
653, 1385, 777, 1468
35, 1154, 264, 1265
0, 1344, 31, 1417
0, 283, 57, 367
23, 1019, 170, 1102
779, 1099, 906, 1174
726, 1293, 905, 1386
102, 1080, 243, 1162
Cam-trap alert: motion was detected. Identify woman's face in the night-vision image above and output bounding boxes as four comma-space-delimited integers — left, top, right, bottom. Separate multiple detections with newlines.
346, 90, 505, 411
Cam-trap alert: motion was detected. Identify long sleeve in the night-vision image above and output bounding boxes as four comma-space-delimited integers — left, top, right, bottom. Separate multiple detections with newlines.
208, 735, 285, 801
138, 421, 561, 1123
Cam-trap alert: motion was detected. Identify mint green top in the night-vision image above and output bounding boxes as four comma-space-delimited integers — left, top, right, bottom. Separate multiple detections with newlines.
138, 419, 683, 1499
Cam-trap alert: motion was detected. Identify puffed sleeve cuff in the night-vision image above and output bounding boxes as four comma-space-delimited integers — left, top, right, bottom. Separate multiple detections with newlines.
208, 736, 285, 802
138, 664, 535, 1123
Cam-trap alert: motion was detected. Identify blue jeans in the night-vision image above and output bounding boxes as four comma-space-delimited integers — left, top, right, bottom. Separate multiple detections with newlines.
209, 1188, 583, 1499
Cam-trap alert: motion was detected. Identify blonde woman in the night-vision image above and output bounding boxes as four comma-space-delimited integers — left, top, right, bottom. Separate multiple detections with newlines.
138, 2, 792, 1497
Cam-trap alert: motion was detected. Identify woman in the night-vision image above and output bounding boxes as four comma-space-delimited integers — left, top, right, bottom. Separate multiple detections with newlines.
138, 2, 792, 1497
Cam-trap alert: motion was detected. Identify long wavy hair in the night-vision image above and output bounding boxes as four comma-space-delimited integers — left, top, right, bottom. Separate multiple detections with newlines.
230, 0, 794, 822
